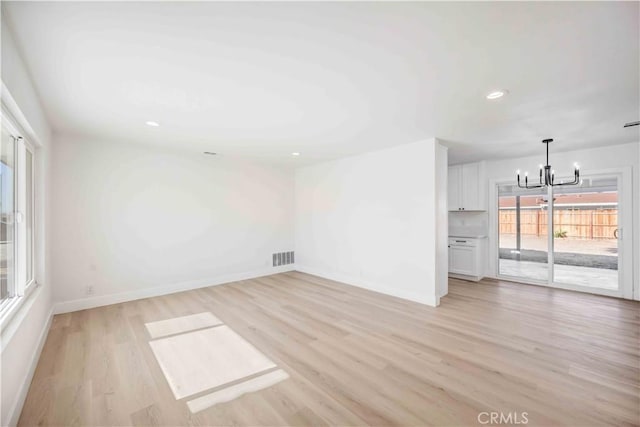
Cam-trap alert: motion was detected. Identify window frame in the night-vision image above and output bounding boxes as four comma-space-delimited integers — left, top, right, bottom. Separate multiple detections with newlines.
0, 112, 38, 327
21, 138, 36, 293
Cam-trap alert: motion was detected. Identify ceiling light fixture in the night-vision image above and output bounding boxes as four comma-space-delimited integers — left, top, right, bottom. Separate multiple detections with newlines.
203, 152, 217, 156
291, 152, 300, 156
486, 90, 507, 100
516, 139, 580, 188
623, 120, 639, 128
145, 121, 160, 127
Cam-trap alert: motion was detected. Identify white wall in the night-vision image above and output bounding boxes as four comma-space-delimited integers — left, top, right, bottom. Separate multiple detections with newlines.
435, 143, 449, 297
1, 13, 54, 427
51, 136, 295, 312
478, 142, 639, 299
449, 211, 488, 236
295, 138, 447, 307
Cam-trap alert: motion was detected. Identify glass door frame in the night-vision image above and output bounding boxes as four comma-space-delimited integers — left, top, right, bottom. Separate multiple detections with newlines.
489, 167, 633, 299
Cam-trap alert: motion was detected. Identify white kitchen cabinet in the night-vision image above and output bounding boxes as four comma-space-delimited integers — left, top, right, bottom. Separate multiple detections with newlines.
448, 162, 486, 211
448, 237, 485, 281
447, 166, 461, 211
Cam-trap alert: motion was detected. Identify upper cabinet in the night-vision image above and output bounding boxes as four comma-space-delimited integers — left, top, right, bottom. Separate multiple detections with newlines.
448, 162, 486, 211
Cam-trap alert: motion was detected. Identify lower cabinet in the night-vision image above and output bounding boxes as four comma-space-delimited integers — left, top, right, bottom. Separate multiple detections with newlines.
448, 237, 485, 281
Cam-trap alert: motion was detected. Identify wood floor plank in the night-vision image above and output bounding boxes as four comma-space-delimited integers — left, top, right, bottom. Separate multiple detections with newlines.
18, 272, 640, 426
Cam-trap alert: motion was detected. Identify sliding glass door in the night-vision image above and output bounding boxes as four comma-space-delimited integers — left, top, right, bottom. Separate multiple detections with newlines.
551, 176, 619, 291
498, 186, 549, 282
497, 172, 626, 296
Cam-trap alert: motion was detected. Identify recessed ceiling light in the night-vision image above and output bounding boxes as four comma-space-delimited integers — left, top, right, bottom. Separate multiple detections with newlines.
291, 152, 300, 156
486, 90, 508, 100
145, 121, 160, 127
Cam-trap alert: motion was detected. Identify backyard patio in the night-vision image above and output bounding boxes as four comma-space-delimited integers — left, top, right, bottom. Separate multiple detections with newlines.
499, 235, 618, 290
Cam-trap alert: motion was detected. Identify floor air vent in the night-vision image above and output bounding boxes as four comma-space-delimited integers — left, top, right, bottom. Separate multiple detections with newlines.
273, 251, 294, 267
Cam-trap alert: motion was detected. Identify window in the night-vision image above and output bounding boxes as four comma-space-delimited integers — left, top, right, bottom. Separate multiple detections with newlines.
0, 118, 36, 316
1, 125, 16, 305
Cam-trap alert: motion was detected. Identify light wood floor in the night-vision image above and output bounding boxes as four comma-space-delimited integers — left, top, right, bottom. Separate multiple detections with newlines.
19, 272, 640, 426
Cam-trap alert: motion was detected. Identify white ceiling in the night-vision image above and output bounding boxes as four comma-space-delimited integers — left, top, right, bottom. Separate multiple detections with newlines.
4, 1, 639, 165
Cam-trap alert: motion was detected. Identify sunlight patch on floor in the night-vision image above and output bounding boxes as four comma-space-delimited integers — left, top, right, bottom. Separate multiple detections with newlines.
187, 369, 290, 414
150, 325, 277, 399
146, 312, 288, 413
145, 312, 223, 338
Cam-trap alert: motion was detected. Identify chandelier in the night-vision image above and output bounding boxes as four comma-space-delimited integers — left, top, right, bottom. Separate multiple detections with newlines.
517, 138, 580, 189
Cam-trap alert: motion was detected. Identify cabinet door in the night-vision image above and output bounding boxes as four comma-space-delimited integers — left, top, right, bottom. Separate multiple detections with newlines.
448, 165, 461, 211
449, 246, 476, 275
461, 163, 480, 210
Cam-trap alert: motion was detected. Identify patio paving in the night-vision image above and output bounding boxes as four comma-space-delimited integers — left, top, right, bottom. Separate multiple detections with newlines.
499, 248, 617, 270
500, 235, 617, 256
499, 259, 618, 290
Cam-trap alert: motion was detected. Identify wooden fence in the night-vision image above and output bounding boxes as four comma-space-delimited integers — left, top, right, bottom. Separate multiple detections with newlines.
498, 209, 617, 240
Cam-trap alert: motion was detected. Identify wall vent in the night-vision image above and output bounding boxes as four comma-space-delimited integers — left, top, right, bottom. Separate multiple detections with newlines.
273, 251, 295, 267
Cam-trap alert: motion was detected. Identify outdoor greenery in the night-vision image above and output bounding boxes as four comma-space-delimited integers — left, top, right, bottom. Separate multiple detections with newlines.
554, 230, 568, 238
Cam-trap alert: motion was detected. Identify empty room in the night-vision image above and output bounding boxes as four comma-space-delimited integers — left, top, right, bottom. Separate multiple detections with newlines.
1, 1, 639, 426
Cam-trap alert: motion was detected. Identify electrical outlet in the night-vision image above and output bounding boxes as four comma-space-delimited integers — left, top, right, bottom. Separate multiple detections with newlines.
86, 285, 94, 296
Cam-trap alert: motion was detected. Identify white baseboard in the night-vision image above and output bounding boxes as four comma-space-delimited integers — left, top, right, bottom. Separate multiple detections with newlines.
295, 265, 439, 307
448, 273, 483, 282
6, 305, 54, 427
53, 265, 295, 314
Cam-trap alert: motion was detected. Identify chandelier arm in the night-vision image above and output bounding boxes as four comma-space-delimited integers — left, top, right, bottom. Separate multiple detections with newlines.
552, 177, 580, 187
517, 173, 544, 189
552, 169, 580, 186
517, 181, 539, 189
